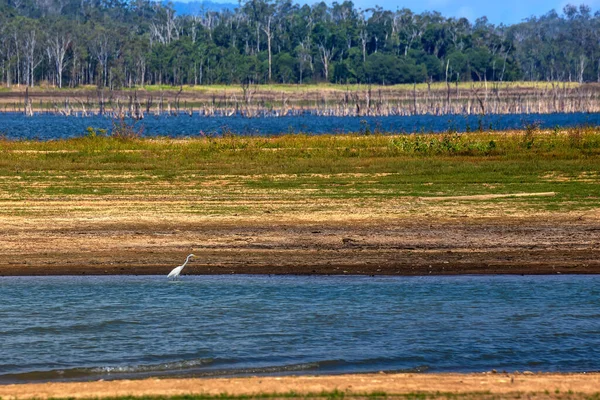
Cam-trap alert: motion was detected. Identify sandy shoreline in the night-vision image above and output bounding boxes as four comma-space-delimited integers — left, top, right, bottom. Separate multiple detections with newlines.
1, 373, 600, 399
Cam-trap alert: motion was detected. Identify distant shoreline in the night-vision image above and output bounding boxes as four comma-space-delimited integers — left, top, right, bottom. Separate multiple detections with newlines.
1, 82, 598, 117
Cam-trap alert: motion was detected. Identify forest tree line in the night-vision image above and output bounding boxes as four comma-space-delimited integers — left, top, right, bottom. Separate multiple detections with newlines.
0, 0, 599, 88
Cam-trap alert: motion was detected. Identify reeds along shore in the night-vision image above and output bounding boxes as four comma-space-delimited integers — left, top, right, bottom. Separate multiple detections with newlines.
4, 83, 600, 118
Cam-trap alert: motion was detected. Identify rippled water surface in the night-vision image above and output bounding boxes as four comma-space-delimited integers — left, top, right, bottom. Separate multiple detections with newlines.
1, 113, 600, 139
1, 275, 599, 383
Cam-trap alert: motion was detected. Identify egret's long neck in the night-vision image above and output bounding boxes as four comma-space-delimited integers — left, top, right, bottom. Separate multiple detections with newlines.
183, 256, 192, 266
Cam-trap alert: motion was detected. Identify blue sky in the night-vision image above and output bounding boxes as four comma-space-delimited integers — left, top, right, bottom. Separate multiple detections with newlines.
205, 0, 599, 25
348, 0, 599, 25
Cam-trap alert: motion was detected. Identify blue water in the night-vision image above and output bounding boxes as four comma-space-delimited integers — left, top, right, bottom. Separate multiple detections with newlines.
1, 275, 599, 383
1, 113, 600, 139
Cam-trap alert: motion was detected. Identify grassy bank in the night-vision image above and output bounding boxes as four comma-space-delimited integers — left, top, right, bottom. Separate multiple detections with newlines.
1, 127, 598, 219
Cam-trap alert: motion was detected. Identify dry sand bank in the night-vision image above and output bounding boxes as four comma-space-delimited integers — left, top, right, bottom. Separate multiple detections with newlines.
1, 373, 600, 399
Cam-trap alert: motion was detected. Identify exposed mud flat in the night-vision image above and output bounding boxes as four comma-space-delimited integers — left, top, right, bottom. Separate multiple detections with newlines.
1, 207, 599, 276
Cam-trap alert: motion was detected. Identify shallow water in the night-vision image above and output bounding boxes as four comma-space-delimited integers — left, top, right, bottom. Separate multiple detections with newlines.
1, 113, 599, 139
1, 275, 599, 383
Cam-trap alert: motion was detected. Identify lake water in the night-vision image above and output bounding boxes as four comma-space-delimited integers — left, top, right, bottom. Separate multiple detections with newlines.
1, 275, 599, 383
1, 112, 600, 139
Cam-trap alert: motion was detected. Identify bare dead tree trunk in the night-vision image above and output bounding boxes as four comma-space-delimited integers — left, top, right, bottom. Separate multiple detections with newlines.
46, 33, 71, 89
262, 16, 272, 82
319, 44, 334, 82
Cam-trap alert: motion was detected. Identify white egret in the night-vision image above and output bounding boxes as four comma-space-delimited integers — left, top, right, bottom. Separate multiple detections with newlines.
167, 254, 195, 280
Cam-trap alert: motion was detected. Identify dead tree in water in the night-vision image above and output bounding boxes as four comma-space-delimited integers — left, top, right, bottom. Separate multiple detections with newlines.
97, 90, 105, 115
473, 88, 486, 115
174, 86, 183, 114
133, 91, 143, 120
24, 88, 33, 117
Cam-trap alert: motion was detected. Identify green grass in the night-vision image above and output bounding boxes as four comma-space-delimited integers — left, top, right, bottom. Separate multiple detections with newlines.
1, 127, 598, 215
